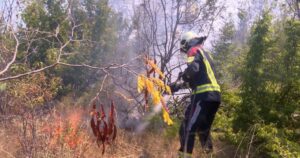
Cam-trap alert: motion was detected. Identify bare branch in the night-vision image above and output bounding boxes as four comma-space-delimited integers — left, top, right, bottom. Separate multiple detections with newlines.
246, 125, 256, 158
0, 63, 58, 82
94, 74, 108, 97
0, 29, 19, 75
0, 53, 143, 82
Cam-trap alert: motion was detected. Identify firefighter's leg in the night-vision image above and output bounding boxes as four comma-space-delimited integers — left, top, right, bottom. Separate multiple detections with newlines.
197, 101, 220, 152
198, 129, 213, 151
179, 121, 197, 154
179, 100, 202, 154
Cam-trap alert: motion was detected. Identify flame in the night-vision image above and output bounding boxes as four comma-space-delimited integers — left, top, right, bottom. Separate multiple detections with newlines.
42, 109, 85, 149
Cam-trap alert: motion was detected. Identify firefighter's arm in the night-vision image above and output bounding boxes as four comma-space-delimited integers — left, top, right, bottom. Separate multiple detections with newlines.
168, 80, 189, 93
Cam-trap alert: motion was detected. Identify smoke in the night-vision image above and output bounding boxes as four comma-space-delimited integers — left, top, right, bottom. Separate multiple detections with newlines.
135, 104, 163, 133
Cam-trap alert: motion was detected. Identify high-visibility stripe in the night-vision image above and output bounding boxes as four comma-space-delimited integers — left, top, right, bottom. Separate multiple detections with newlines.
199, 49, 218, 85
187, 56, 195, 63
193, 49, 220, 94
192, 84, 220, 94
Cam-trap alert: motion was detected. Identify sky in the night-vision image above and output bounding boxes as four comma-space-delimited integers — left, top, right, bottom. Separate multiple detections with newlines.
0, 0, 288, 48
108, 0, 246, 49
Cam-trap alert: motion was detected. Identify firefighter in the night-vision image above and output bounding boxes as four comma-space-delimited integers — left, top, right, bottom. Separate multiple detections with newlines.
170, 31, 221, 157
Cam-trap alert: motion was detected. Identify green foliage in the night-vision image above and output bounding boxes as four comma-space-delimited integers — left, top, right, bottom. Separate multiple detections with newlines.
234, 12, 274, 130
0, 83, 6, 91
163, 119, 180, 139
228, 11, 300, 157
212, 9, 300, 157
213, 90, 241, 143
0, 0, 128, 115
213, 20, 237, 87
236, 15, 299, 130
22, 2, 47, 29
255, 124, 300, 157
4, 73, 61, 112
17, 0, 122, 94
45, 48, 58, 64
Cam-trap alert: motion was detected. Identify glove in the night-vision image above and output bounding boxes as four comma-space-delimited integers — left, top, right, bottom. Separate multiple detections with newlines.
168, 82, 181, 93
177, 72, 184, 80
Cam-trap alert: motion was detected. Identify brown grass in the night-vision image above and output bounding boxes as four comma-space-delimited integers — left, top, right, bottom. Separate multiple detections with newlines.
0, 108, 236, 158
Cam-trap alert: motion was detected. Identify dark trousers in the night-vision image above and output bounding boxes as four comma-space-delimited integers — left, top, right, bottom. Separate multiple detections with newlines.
179, 100, 220, 154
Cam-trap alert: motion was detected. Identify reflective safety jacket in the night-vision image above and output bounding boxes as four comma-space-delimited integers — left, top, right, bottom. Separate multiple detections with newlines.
182, 46, 221, 102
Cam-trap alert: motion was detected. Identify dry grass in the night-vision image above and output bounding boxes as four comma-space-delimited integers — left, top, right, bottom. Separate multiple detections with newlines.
85, 130, 180, 158
0, 127, 18, 158
0, 108, 236, 158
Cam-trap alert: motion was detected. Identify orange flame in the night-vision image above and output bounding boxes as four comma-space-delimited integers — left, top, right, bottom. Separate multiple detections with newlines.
41, 109, 85, 149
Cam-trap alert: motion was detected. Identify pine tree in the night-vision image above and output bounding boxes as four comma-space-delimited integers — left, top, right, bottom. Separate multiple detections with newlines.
213, 18, 237, 88
234, 12, 273, 131
279, 20, 300, 128
232, 12, 300, 156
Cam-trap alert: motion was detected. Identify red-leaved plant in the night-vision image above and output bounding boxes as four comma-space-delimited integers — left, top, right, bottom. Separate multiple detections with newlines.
90, 100, 117, 154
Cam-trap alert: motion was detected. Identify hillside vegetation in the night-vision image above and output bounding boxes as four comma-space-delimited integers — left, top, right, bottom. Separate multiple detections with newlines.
0, 0, 299, 157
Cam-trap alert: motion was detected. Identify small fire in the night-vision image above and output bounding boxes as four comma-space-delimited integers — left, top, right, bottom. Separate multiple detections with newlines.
41, 109, 85, 150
